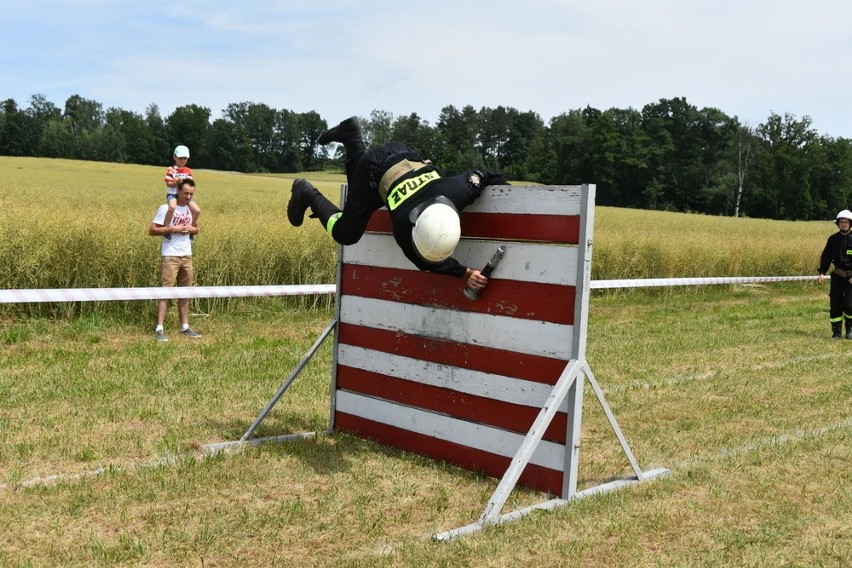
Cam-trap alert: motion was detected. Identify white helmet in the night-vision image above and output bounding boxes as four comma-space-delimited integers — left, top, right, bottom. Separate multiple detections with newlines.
836, 209, 852, 224
411, 202, 461, 263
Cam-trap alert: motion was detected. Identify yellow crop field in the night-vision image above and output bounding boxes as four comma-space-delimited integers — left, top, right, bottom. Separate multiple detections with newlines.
1, 157, 339, 292
0, 156, 830, 295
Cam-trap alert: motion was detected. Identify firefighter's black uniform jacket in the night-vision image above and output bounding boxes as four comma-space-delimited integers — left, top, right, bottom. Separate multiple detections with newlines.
309, 141, 491, 278
819, 230, 852, 321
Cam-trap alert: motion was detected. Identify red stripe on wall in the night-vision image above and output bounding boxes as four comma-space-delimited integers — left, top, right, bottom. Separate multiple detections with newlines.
335, 412, 564, 496
337, 322, 568, 385
462, 213, 579, 244
340, 264, 574, 324
337, 366, 568, 443
365, 211, 580, 244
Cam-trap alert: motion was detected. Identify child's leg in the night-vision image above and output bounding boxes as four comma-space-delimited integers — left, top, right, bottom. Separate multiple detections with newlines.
189, 201, 201, 227
164, 197, 178, 225
163, 197, 177, 240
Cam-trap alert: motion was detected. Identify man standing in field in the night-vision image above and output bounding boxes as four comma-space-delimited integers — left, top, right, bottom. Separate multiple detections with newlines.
149, 178, 202, 342
818, 209, 852, 339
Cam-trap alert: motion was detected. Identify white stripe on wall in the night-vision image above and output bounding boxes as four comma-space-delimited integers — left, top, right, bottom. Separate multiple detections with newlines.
336, 390, 566, 471
343, 234, 578, 286
339, 296, 573, 359
337, 344, 568, 411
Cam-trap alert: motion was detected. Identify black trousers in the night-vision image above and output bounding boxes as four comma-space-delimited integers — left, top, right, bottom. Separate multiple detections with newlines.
828, 273, 852, 321
309, 142, 421, 245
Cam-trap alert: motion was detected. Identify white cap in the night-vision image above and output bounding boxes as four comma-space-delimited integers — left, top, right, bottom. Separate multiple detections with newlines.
174, 145, 190, 158
411, 203, 461, 263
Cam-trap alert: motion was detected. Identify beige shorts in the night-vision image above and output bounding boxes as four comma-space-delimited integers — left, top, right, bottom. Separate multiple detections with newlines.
160, 256, 194, 287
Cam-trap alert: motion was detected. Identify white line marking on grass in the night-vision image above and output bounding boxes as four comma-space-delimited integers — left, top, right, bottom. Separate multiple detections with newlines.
0, 432, 320, 491
4, 420, 848, 494
606, 353, 839, 393
0, 455, 183, 491
669, 418, 852, 470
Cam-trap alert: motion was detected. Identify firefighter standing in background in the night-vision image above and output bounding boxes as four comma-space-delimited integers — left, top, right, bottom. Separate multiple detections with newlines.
286, 116, 508, 294
818, 209, 852, 339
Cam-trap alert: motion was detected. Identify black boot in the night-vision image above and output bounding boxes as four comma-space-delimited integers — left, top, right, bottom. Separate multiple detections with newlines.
287, 179, 321, 227
831, 322, 842, 340
845, 320, 852, 340
318, 116, 364, 154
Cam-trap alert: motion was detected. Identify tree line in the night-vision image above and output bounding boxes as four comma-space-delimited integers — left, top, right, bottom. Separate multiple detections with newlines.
2, 93, 851, 221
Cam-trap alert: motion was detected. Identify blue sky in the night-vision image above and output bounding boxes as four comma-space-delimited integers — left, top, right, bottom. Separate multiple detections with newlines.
3, 1, 851, 137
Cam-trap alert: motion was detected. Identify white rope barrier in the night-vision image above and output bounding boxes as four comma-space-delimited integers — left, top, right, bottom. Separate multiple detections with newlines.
0, 276, 816, 304
590, 275, 817, 289
0, 284, 335, 304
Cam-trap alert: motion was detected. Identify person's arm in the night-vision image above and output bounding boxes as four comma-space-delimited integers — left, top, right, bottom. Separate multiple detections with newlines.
149, 222, 173, 237
164, 167, 178, 188
818, 238, 834, 283
419, 261, 487, 290
408, 252, 486, 290
149, 222, 198, 237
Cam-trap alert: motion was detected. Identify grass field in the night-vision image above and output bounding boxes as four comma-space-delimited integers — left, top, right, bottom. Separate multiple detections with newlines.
0, 286, 849, 566
1, 158, 850, 566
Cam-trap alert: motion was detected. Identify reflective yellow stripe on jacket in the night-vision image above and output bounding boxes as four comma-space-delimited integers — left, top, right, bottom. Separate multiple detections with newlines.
386, 171, 440, 211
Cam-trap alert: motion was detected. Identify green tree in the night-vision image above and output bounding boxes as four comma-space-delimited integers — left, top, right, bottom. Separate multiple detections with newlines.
366, 110, 394, 147
733, 124, 758, 218
582, 107, 621, 203
63, 95, 103, 135
477, 106, 512, 171
26, 93, 61, 157
166, 104, 211, 166
37, 119, 74, 158
0, 98, 34, 156
640, 97, 698, 210
750, 112, 817, 220
693, 106, 739, 214
222, 102, 277, 172
391, 113, 439, 159
806, 135, 852, 220
435, 105, 482, 174
295, 110, 326, 171
501, 109, 545, 181
145, 104, 170, 164
207, 117, 241, 172
62, 95, 105, 160
105, 107, 159, 164
547, 110, 591, 187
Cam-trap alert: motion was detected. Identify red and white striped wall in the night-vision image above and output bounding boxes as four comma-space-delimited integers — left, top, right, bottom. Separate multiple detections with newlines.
331, 184, 594, 496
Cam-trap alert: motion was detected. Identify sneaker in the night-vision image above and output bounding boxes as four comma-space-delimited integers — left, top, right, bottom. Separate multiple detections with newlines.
163, 234, 171, 241
287, 179, 317, 227
181, 327, 202, 338
154, 329, 168, 342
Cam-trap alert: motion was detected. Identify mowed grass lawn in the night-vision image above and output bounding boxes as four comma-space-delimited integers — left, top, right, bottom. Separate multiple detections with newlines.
0, 157, 849, 566
1, 284, 849, 567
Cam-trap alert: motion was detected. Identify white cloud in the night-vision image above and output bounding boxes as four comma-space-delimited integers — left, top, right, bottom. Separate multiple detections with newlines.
2, 0, 852, 136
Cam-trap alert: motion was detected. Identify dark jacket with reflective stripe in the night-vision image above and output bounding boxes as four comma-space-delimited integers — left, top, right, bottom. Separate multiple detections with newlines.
390, 170, 485, 277
342, 142, 485, 277
819, 231, 852, 274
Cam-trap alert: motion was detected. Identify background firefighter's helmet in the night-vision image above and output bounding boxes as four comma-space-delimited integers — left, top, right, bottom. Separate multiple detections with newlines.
411, 202, 461, 263
836, 209, 852, 225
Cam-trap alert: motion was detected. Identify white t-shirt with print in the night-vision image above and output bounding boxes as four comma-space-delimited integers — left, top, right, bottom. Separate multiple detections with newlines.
153, 203, 194, 256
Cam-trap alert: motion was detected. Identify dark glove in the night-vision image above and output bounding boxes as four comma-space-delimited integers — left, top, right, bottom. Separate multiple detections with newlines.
482, 172, 509, 187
